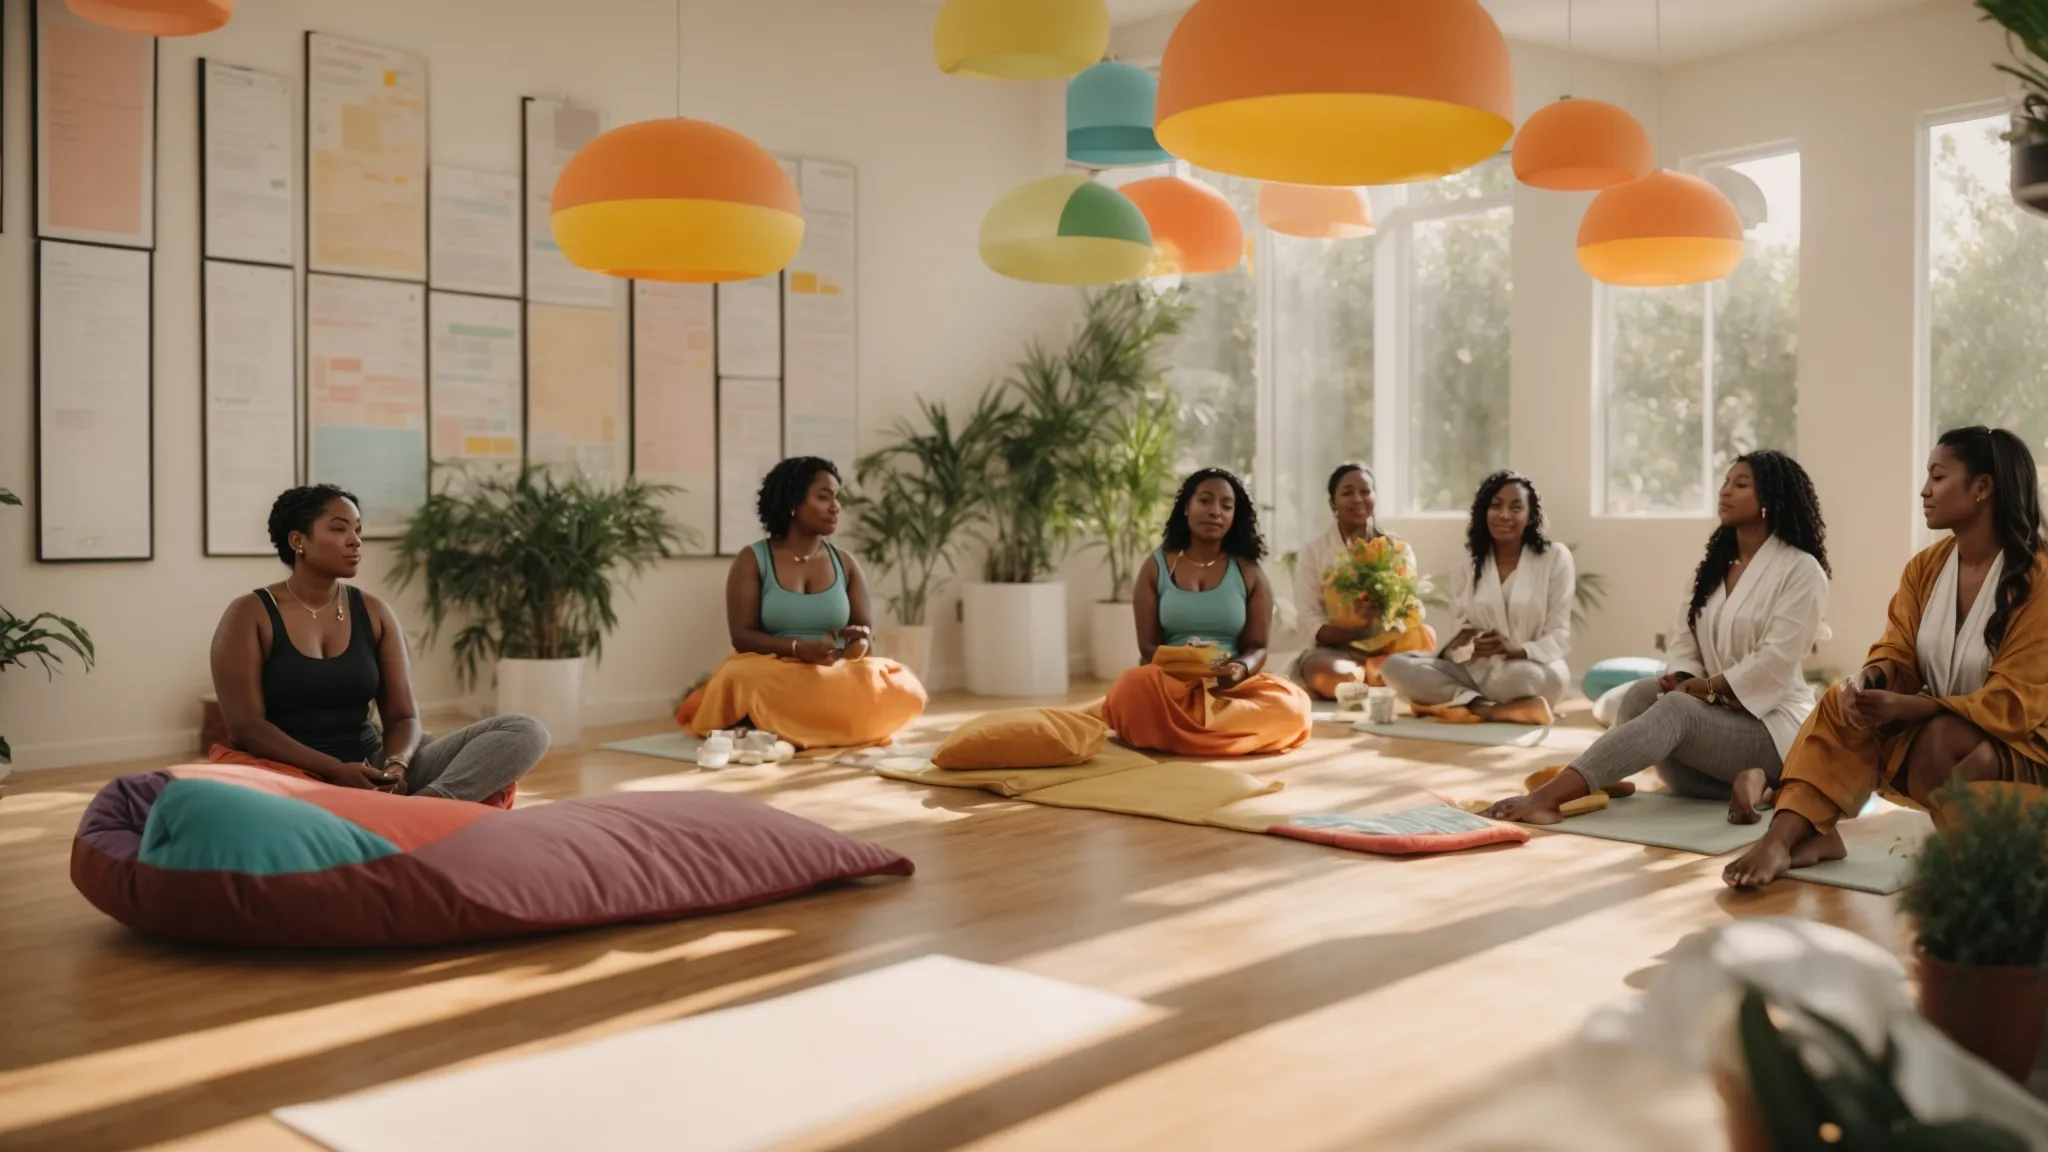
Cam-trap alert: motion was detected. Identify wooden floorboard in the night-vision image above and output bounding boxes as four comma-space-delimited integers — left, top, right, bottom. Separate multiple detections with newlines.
0, 691, 1908, 1150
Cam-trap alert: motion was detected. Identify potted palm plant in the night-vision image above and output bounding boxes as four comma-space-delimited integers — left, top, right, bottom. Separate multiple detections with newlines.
392, 464, 690, 747
0, 488, 95, 772
1977, 0, 2048, 215
1074, 387, 1179, 680
1899, 781, 2048, 1082
848, 396, 981, 684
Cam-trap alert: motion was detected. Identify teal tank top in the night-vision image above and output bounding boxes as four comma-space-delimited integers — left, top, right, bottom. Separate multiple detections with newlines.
752, 540, 850, 643
1155, 548, 1248, 658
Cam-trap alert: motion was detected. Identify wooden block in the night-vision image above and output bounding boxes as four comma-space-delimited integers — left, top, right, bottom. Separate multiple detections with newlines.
1560, 792, 1610, 817
1523, 765, 1565, 792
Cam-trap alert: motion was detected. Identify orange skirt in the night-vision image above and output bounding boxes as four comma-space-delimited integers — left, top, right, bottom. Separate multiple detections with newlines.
680, 652, 928, 750
1102, 654, 1312, 757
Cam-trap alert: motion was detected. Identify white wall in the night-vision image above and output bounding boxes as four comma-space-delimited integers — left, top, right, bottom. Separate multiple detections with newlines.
0, 0, 1081, 769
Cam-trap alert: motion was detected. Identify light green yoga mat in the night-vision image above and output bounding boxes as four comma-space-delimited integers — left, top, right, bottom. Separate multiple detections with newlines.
1538, 790, 1768, 855
598, 732, 704, 761
1353, 716, 1552, 748
1789, 814, 1932, 895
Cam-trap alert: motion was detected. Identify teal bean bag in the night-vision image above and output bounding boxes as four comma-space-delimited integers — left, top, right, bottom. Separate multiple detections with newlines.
1582, 656, 1665, 702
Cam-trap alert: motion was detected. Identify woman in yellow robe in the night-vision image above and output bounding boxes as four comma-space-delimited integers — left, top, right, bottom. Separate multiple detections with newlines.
1725, 427, 2048, 888
1291, 463, 1437, 696
677, 457, 926, 750
1101, 469, 1313, 757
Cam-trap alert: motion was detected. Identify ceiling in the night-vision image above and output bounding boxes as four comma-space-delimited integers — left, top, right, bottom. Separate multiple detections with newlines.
918, 0, 1945, 66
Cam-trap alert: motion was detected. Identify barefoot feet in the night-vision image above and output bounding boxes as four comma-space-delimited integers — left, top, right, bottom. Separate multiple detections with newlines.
1727, 768, 1771, 825
1474, 697, 1554, 727
1790, 829, 1846, 869
1723, 828, 1845, 888
1483, 793, 1566, 825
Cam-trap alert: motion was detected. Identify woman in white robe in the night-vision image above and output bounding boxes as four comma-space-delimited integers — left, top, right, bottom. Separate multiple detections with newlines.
1486, 452, 1832, 825
1383, 471, 1573, 726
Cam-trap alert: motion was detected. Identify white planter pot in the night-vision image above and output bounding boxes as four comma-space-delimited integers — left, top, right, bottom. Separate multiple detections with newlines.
495, 657, 584, 748
963, 582, 1068, 697
1089, 600, 1139, 682
874, 624, 934, 685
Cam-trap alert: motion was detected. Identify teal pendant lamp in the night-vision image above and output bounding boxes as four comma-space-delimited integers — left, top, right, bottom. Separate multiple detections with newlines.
1067, 61, 1172, 167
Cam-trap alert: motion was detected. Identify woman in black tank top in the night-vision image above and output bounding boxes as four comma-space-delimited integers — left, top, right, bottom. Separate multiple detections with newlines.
207, 485, 550, 802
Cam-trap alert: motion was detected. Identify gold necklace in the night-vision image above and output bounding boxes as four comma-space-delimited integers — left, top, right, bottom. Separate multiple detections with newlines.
1179, 550, 1222, 570
284, 578, 345, 621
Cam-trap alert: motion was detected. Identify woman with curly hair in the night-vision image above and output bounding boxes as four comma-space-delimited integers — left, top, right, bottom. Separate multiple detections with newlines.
1099, 468, 1312, 756
1727, 427, 2048, 889
1381, 471, 1573, 726
206, 485, 548, 805
677, 457, 926, 749
1292, 463, 1437, 697
1486, 451, 1831, 826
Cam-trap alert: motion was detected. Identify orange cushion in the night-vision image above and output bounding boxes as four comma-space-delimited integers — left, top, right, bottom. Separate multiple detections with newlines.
932, 708, 1108, 770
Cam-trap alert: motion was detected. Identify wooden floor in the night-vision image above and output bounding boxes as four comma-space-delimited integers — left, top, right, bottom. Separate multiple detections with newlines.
0, 690, 1910, 1151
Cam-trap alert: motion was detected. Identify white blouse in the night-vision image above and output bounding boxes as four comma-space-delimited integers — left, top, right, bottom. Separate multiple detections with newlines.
1664, 533, 1830, 761
1449, 543, 1575, 685
1917, 546, 2004, 697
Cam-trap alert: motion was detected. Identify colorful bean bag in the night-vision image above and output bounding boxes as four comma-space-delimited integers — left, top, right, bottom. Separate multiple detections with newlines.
71, 763, 912, 948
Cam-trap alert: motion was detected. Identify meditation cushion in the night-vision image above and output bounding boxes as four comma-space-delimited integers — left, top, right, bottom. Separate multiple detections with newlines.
931, 707, 1107, 770
1269, 806, 1529, 856
1581, 656, 1664, 703
71, 762, 912, 948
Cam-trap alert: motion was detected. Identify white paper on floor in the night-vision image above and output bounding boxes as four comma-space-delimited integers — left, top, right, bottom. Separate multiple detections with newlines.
273, 955, 1148, 1152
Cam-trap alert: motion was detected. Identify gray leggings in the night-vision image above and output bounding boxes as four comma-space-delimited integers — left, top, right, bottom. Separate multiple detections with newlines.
1570, 677, 1781, 797
384, 714, 550, 802
1380, 652, 1567, 708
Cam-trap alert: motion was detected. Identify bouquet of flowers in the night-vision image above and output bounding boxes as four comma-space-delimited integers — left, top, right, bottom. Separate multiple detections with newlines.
1322, 536, 1431, 652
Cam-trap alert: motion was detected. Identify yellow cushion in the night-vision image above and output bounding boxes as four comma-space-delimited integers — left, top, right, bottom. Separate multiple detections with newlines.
931, 708, 1108, 770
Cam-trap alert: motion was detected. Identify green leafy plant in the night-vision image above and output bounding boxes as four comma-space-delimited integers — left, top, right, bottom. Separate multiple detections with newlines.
1978, 0, 2048, 141
0, 487, 95, 764
1900, 781, 2048, 968
391, 465, 691, 690
1074, 387, 1180, 602
1732, 982, 2025, 1151
848, 396, 982, 626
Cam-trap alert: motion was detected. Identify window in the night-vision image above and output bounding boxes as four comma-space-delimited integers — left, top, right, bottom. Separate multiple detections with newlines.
1923, 111, 2048, 483
1597, 148, 1802, 516
1269, 206, 1379, 557
1163, 169, 1259, 480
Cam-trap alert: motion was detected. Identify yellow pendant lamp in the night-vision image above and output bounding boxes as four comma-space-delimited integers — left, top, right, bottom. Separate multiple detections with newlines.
66, 0, 232, 35
935, 0, 1110, 81
1513, 99, 1653, 191
551, 119, 804, 283
980, 175, 1155, 285
1155, 0, 1514, 186
1258, 182, 1374, 239
1119, 176, 1243, 274
1576, 170, 1743, 287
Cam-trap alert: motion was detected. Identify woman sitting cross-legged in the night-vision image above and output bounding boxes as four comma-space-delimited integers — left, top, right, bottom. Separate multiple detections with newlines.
1100, 468, 1313, 757
1382, 470, 1572, 727
1725, 427, 2048, 889
208, 485, 549, 805
1485, 451, 1831, 825
1293, 463, 1438, 696
679, 456, 927, 750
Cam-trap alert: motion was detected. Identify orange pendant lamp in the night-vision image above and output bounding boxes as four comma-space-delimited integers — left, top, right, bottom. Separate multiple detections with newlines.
1155, 0, 1514, 186
551, 119, 804, 283
66, 0, 232, 35
1258, 182, 1374, 239
1512, 98, 1653, 190
1577, 170, 1743, 287
1118, 175, 1243, 274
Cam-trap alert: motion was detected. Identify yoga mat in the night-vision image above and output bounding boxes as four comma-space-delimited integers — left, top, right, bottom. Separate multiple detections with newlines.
1789, 811, 1934, 895
274, 955, 1147, 1152
597, 732, 704, 761
1354, 716, 1553, 748
1533, 790, 1769, 856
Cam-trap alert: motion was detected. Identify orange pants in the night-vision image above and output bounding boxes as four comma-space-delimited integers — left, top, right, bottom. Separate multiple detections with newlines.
680, 653, 927, 750
1102, 649, 1313, 757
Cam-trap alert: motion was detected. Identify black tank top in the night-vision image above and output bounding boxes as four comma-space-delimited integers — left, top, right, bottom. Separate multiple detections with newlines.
257, 586, 382, 764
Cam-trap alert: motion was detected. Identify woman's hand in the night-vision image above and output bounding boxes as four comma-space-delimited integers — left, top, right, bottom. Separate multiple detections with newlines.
838, 625, 872, 661
1848, 688, 1939, 728
1675, 677, 1716, 703
1658, 672, 1696, 693
1472, 631, 1526, 660
1215, 660, 1251, 690
793, 639, 843, 666
325, 762, 391, 790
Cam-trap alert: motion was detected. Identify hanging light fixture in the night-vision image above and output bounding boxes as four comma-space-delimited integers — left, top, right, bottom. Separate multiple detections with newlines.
1577, 170, 1742, 286
1154, 0, 1514, 186
935, 0, 1110, 81
66, 0, 232, 35
551, 1, 803, 283
1258, 182, 1374, 239
1118, 175, 1243, 274
1067, 62, 1171, 167
1512, 0, 1652, 190
980, 175, 1154, 285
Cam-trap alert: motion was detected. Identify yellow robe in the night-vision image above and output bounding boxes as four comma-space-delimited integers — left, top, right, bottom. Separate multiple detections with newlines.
681, 653, 927, 751
1776, 540, 2048, 834
1102, 645, 1312, 757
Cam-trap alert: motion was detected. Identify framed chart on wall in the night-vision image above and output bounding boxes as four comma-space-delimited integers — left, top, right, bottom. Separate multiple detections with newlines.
781, 158, 859, 470
430, 167, 521, 298
34, 0, 157, 249
716, 376, 782, 557
200, 60, 294, 266
526, 302, 625, 480
202, 261, 298, 556
306, 274, 428, 537
429, 291, 523, 473
521, 96, 613, 308
631, 281, 717, 556
37, 241, 154, 561
305, 32, 427, 281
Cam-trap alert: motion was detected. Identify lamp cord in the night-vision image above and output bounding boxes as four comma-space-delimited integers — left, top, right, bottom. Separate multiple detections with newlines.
675, 0, 683, 119
1566, 0, 1575, 98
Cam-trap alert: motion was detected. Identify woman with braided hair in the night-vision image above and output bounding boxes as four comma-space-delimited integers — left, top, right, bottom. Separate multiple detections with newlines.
1726, 427, 2048, 889
1486, 452, 1832, 826
677, 457, 927, 749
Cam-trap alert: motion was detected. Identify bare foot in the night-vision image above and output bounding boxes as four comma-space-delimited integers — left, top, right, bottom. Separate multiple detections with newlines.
1474, 697, 1554, 727
1723, 839, 1794, 889
1434, 705, 1484, 725
1728, 768, 1770, 825
1790, 829, 1847, 869
1483, 793, 1566, 825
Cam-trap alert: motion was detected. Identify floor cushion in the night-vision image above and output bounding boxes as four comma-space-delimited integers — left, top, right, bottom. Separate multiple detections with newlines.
932, 707, 1107, 770
71, 762, 913, 948
1581, 656, 1665, 703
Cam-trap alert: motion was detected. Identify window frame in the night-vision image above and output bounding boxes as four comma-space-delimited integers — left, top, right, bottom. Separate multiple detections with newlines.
1590, 138, 1802, 521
